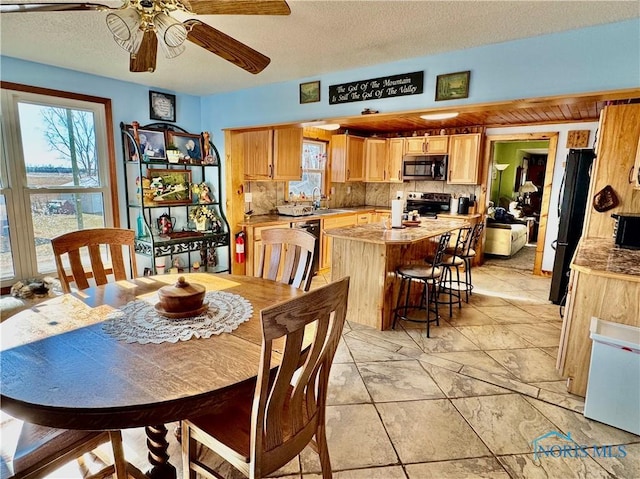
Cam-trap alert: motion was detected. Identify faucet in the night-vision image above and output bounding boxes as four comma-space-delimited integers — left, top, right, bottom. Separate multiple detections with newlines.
312, 187, 321, 210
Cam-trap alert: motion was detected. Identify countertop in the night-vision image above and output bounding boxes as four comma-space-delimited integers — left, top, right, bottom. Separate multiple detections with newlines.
571, 237, 640, 281
241, 207, 480, 227
240, 205, 389, 226
323, 218, 470, 245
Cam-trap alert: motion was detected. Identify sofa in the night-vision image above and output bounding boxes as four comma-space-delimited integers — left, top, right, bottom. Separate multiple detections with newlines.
484, 222, 528, 257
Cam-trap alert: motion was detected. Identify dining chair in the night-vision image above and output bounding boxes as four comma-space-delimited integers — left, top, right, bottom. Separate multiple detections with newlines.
256, 228, 317, 291
181, 276, 350, 479
0, 412, 145, 479
51, 228, 138, 293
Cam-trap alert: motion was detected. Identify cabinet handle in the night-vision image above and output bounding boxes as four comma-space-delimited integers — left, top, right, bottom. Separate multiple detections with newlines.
383, 170, 386, 180
398, 169, 401, 180
269, 164, 273, 178
347, 169, 350, 180
629, 166, 634, 184
424, 141, 428, 153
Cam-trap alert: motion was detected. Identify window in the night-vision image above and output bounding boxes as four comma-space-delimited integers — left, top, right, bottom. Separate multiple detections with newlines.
0, 85, 116, 287
288, 139, 327, 198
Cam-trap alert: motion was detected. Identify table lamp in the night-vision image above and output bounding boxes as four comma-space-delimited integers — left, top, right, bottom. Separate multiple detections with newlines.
520, 180, 538, 205
494, 163, 510, 204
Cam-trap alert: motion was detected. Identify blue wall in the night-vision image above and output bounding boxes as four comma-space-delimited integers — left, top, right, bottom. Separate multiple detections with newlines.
2, 18, 639, 227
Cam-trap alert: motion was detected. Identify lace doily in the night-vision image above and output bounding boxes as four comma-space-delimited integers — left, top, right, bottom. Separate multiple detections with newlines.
103, 291, 253, 344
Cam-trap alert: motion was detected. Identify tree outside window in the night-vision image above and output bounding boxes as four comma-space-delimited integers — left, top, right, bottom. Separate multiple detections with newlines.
288, 140, 327, 198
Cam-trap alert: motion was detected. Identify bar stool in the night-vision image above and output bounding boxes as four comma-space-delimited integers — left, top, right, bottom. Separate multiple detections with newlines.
445, 222, 485, 302
436, 226, 471, 317
392, 232, 451, 337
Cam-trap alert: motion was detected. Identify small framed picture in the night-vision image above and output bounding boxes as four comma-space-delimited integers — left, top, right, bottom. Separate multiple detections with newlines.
137, 128, 167, 161
145, 169, 192, 205
300, 80, 320, 104
435, 71, 470, 101
149, 90, 176, 122
167, 131, 203, 163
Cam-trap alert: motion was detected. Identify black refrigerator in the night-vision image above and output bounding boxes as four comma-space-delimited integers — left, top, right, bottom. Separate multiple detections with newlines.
549, 148, 595, 304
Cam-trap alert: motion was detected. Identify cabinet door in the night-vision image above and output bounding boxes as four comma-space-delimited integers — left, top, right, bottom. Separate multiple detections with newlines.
346, 136, 365, 181
321, 214, 357, 269
244, 130, 273, 180
425, 135, 449, 154
364, 138, 388, 182
387, 138, 404, 182
330, 135, 365, 182
448, 133, 481, 184
404, 137, 425, 154
273, 128, 303, 180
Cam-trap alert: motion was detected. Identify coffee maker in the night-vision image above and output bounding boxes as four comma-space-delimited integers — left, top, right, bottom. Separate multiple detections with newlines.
457, 197, 470, 214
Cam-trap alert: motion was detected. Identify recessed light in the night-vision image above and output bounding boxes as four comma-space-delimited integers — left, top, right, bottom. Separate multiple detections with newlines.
420, 112, 459, 120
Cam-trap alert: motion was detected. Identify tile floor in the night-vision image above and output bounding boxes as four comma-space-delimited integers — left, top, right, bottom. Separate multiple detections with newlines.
52, 264, 640, 478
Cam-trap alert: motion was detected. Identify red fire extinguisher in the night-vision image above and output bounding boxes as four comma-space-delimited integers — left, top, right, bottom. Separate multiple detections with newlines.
235, 232, 245, 264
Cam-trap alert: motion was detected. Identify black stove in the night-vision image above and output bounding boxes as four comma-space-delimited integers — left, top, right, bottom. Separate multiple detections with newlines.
406, 192, 452, 217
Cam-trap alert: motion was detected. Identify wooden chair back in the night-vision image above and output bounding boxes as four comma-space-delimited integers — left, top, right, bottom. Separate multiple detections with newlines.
51, 228, 138, 293
256, 228, 316, 291
252, 276, 349, 476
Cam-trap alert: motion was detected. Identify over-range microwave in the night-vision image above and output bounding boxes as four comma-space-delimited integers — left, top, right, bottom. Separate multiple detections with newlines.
402, 155, 447, 181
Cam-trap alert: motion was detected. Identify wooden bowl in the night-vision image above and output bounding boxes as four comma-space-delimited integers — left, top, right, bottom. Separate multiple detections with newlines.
157, 276, 205, 313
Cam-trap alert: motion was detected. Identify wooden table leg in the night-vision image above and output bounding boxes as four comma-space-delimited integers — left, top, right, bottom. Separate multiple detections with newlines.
145, 425, 176, 479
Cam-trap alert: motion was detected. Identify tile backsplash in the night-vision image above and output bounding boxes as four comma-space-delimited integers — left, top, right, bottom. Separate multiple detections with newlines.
245, 180, 481, 214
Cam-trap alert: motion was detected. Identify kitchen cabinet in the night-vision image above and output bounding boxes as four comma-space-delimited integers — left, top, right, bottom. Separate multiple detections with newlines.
364, 138, 388, 182
447, 133, 481, 184
357, 212, 372, 224
387, 138, 404, 182
583, 104, 640, 237
244, 223, 290, 277
331, 134, 365, 182
243, 127, 303, 181
320, 213, 357, 269
404, 135, 448, 155
121, 122, 230, 275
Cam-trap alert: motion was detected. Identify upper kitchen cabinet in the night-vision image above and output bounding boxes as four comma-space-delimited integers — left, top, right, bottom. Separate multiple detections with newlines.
404, 135, 449, 155
584, 103, 640, 237
447, 133, 482, 184
331, 134, 365, 182
243, 127, 303, 181
387, 138, 404, 182
364, 138, 388, 182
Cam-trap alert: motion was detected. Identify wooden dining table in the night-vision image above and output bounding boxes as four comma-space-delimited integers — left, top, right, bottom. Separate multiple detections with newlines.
0, 273, 305, 479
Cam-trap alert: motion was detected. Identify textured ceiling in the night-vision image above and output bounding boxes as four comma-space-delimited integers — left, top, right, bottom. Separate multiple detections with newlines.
1, 1, 638, 96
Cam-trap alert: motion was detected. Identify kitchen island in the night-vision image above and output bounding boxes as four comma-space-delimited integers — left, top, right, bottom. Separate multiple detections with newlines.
325, 218, 469, 330
557, 237, 640, 396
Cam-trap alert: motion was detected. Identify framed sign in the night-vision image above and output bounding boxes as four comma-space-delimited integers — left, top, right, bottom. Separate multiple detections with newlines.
149, 91, 176, 122
435, 71, 470, 101
300, 81, 320, 104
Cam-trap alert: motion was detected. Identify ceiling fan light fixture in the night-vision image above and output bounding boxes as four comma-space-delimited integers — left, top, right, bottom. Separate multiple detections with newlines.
113, 29, 144, 54
106, 9, 141, 42
420, 112, 460, 120
157, 37, 186, 59
153, 12, 188, 48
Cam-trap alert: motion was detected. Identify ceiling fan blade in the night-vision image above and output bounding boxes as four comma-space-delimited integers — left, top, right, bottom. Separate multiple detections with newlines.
0, 2, 109, 12
130, 31, 157, 73
184, 0, 290, 16
185, 19, 270, 74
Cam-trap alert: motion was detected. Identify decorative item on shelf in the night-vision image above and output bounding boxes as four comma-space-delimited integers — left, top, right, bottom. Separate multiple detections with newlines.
191, 182, 214, 204
157, 213, 175, 235
146, 169, 192, 205
167, 131, 203, 164
166, 144, 181, 163
189, 205, 218, 232
202, 131, 218, 165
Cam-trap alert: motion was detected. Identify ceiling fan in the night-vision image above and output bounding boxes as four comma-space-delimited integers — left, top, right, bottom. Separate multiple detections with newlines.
0, 0, 291, 73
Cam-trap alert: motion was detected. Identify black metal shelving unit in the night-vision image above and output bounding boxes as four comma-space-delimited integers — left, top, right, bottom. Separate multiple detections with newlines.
120, 121, 230, 274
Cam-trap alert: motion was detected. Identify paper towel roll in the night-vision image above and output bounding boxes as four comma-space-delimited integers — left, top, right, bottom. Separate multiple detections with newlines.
391, 199, 403, 228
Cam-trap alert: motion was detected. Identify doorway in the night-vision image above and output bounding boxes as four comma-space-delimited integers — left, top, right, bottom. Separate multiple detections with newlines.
479, 133, 559, 276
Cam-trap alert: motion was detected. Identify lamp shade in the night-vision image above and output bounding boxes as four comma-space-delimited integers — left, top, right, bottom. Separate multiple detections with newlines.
494, 163, 510, 172
106, 9, 141, 42
520, 180, 538, 194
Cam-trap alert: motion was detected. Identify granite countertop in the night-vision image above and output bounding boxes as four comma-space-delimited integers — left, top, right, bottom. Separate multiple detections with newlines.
323, 218, 470, 245
240, 205, 389, 226
571, 237, 640, 281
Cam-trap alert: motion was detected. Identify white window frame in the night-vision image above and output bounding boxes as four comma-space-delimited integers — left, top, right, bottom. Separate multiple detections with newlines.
0, 85, 117, 287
